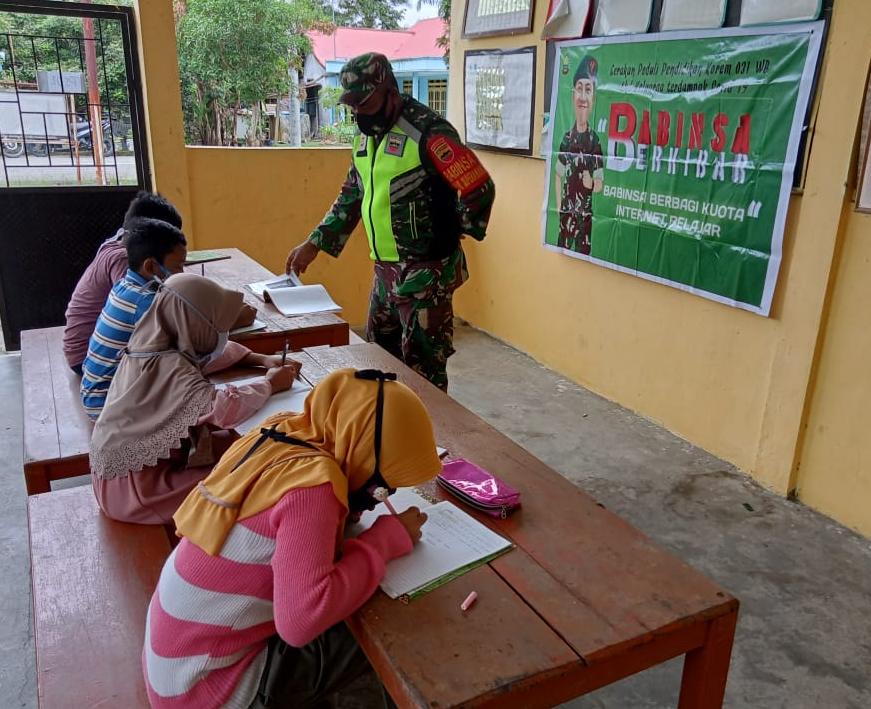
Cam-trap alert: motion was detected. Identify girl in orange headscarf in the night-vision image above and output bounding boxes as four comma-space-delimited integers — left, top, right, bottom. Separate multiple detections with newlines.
89, 273, 301, 525
143, 368, 441, 709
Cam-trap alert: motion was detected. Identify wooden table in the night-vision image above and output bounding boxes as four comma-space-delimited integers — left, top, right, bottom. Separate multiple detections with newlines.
194, 248, 349, 354
300, 343, 739, 708
20, 249, 349, 494
22, 327, 93, 495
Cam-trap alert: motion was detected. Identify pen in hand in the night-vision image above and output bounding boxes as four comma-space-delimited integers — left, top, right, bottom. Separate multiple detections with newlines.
281, 339, 288, 368
373, 487, 397, 515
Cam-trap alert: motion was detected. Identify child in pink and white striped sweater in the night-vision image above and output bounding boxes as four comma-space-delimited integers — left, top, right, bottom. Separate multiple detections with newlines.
145, 368, 442, 708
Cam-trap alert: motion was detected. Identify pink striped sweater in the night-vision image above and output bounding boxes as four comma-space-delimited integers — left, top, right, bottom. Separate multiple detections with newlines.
144, 483, 412, 708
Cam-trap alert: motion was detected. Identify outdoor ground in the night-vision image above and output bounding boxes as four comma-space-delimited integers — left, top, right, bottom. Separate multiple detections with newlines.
1, 324, 869, 707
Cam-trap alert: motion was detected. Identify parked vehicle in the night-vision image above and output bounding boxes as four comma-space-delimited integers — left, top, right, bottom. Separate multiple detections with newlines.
0, 90, 69, 158
1, 90, 123, 158
74, 118, 115, 157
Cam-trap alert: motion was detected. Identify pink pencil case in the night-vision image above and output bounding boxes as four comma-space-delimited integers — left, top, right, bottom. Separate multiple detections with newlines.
436, 459, 521, 519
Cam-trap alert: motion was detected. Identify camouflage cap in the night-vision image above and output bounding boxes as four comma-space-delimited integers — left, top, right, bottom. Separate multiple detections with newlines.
573, 55, 598, 85
339, 52, 397, 107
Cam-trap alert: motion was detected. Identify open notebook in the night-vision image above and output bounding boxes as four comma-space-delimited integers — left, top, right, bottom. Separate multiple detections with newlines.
247, 275, 341, 317
214, 375, 312, 434
349, 488, 514, 601
230, 318, 267, 336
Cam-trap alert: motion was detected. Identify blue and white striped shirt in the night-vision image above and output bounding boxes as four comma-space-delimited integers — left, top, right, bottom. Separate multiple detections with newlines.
81, 269, 158, 420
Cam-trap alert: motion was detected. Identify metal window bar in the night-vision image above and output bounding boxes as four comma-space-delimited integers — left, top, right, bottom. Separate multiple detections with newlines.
0, 0, 151, 191
97, 18, 118, 185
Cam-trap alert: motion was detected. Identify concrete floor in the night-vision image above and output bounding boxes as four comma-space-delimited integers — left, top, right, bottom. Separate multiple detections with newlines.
2, 325, 870, 708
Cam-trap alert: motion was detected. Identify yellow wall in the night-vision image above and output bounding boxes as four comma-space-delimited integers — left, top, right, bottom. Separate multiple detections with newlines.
185, 147, 372, 327
134, 0, 871, 534
449, 0, 871, 500
796, 207, 871, 536
135, 0, 193, 230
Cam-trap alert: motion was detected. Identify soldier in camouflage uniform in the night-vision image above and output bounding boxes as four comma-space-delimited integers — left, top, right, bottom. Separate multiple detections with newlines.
556, 55, 604, 255
287, 53, 495, 391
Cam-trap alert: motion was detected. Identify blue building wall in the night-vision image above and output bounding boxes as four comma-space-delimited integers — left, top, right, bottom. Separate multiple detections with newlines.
322, 57, 448, 123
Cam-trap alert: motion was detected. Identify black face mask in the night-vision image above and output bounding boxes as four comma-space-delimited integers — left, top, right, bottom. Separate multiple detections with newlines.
355, 111, 389, 137
347, 369, 398, 513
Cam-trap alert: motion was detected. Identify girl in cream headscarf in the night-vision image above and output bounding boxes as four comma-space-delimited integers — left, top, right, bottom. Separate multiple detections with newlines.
89, 273, 301, 525
143, 368, 442, 709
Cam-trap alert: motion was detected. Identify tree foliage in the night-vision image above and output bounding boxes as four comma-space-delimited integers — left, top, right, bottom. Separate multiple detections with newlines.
176, 0, 328, 146
0, 10, 131, 123
334, 0, 405, 30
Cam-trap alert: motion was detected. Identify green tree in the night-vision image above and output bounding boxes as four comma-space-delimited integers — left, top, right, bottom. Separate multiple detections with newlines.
176, 0, 328, 146
335, 0, 405, 30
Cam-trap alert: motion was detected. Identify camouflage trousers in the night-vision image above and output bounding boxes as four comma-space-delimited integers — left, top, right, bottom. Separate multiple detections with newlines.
366, 252, 467, 392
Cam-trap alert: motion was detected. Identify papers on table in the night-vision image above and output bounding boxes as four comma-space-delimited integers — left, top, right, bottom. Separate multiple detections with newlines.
247, 274, 341, 317
214, 375, 312, 434
184, 250, 232, 266
230, 318, 267, 336
267, 284, 341, 317
248, 273, 302, 299
349, 487, 513, 600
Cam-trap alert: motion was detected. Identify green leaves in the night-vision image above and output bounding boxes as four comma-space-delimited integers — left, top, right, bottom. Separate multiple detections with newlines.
176, 0, 327, 144
334, 0, 405, 30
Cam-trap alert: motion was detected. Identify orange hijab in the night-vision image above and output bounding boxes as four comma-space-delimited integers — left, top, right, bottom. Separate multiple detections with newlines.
174, 368, 442, 555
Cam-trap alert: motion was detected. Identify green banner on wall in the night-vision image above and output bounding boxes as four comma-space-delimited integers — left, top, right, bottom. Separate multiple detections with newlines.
543, 23, 824, 315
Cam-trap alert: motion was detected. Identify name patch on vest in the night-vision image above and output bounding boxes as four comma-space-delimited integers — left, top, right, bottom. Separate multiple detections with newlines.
384, 133, 407, 157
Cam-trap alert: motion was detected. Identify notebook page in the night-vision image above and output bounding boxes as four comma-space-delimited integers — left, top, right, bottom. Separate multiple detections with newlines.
267, 284, 341, 316
214, 377, 312, 434
378, 501, 512, 599
247, 273, 302, 299
347, 488, 434, 537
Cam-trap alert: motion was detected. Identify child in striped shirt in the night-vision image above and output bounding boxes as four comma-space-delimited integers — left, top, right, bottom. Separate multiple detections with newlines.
80, 217, 188, 419
63, 191, 183, 374
145, 369, 442, 708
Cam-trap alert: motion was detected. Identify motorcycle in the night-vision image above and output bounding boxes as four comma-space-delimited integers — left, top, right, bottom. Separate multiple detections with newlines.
1, 118, 115, 159
74, 118, 116, 157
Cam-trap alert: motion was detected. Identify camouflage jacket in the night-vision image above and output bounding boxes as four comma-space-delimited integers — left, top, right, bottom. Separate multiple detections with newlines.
308, 97, 496, 264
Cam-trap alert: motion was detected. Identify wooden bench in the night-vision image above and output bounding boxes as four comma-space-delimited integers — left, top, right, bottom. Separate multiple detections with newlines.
22, 327, 93, 495
28, 486, 171, 708
301, 344, 740, 708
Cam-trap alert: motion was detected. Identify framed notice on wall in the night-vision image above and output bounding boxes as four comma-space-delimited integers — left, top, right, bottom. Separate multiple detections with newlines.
464, 48, 536, 155
463, 0, 535, 38
856, 63, 871, 212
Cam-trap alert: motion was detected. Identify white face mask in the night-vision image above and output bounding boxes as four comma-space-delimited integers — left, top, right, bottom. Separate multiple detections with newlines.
205, 331, 229, 365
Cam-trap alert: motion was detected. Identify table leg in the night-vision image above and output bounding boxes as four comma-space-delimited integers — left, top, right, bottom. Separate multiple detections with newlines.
24, 464, 51, 495
677, 610, 738, 709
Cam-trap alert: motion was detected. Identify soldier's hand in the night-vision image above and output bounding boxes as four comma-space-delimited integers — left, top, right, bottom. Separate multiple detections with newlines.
286, 241, 320, 275
582, 170, 593, 189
